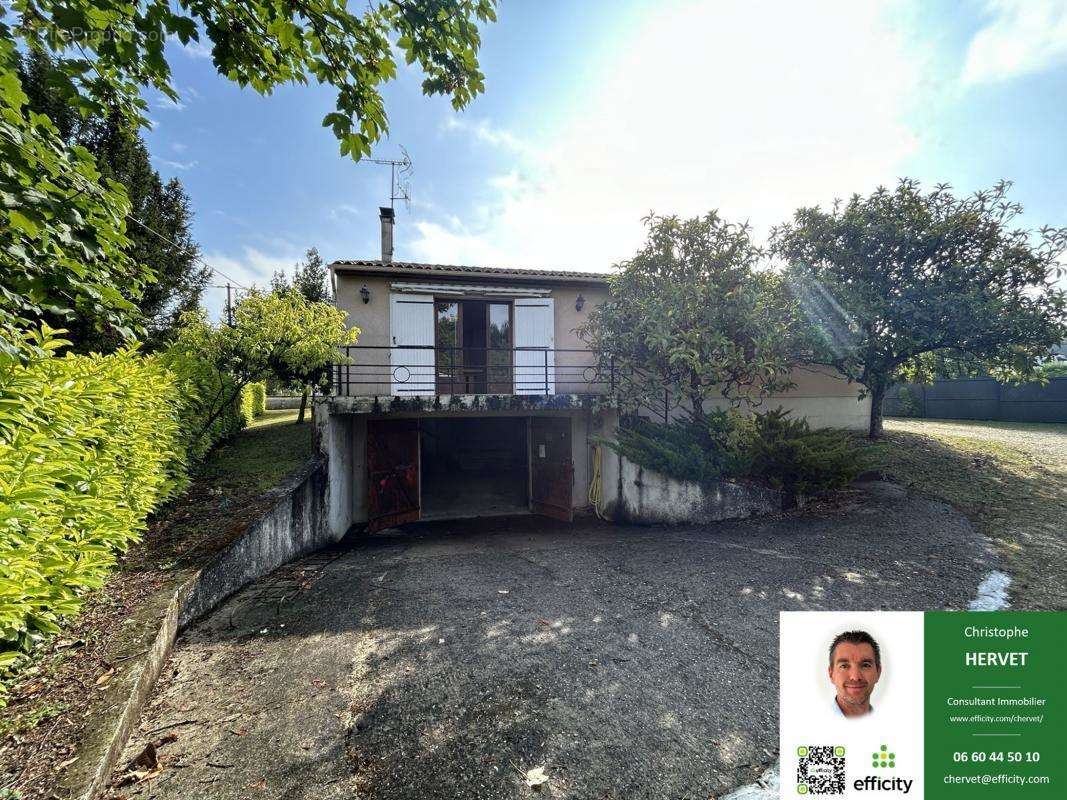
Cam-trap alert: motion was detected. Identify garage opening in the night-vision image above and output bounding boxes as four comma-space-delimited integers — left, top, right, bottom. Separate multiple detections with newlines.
420, 417, 529, 519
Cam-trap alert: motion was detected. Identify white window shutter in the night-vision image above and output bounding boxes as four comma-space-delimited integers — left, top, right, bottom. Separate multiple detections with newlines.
513, 297, 555, 394
390, 293, 435, 396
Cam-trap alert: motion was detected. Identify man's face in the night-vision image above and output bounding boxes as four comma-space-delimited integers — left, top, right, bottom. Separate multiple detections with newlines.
829, 642, 881, 708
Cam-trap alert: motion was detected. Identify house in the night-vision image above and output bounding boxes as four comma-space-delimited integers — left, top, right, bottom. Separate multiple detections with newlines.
316, 208, 870, 536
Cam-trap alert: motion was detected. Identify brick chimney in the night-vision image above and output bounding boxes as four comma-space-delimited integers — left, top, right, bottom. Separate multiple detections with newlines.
379, 206, 395, 263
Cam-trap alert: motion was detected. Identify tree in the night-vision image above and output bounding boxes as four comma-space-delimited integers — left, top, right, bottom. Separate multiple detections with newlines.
293, 247, 331, 304
270, 247, 330, 302
15, 51, 209, 352
168, 291, 358, 451
771, 179, 1067, 438
1, 0, 496, 345
579, 213, 803, 422
270, 247, 334, 421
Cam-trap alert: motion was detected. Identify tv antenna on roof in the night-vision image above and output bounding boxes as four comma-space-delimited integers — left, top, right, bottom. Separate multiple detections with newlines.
366, 145, 412, 211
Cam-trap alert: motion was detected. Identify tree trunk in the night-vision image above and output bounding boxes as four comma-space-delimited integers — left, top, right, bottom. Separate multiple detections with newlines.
868, 382, 886, 440
297, 387, 309, 424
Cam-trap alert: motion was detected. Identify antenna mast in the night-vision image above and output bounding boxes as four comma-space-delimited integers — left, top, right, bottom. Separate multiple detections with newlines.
365, 146, 413, 211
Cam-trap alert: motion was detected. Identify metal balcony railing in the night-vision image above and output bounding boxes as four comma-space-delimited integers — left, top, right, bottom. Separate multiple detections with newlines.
330, 345, 615, 397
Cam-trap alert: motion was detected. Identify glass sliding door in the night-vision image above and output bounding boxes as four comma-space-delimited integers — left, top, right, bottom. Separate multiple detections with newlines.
435, 299, 513, 394
435, 301, 459, 394
487, 302, 513, 393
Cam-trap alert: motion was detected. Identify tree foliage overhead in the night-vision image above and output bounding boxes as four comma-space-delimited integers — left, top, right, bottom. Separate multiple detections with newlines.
1, 0, 496, 346
0, 41, 143, 350
16, 50, 208, 352
4, 0, 496, 158
580, 213, 804, 421
772, 179, 1067, 437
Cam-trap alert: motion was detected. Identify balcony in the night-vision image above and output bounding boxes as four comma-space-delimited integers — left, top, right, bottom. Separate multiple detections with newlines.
330, 345, 614, 402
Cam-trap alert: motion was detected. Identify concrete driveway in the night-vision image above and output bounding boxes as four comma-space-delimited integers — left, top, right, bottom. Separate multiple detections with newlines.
110, 482, 988, 800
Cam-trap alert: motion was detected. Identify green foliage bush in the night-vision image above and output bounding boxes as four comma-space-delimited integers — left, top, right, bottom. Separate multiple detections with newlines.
0, 329, 186, 668
162, 348, 247, 464
746, 408, 867, 497
239, 383, 256, 425
234, 382, 266, 425
611, 411, 752, 485
248, 382, 267, 418
1039, 362, 1067, 379
895, 385, 923, 418
608, 407, 866, 500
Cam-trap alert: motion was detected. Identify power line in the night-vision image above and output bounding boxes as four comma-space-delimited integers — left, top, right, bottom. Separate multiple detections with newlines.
126, 215, 250, 290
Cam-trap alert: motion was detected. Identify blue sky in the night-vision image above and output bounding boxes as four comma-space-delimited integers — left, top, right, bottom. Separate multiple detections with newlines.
142, 0, 1067, 319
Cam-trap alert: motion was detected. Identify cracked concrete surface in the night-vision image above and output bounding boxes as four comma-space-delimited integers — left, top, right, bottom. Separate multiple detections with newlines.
109, 483, 988, 799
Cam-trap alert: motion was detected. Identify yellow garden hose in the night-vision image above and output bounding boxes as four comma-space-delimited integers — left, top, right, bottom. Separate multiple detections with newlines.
588, 444, 606, 520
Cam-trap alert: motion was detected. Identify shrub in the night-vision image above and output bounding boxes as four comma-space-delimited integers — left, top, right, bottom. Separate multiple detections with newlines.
235, 382, 266, 425
162, 348, 247, 464
607, 407, 865, 502
895, 385, 923, 417
1039, 361, 1067, 379
0, 328, 185, 669
249, 382, 267, 418
608, 410, 752, 485
239, 382, 256, 425
746, 408, 867, 499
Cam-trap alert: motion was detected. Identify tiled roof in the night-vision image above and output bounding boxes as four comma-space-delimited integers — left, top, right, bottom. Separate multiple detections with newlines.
330, 259, 609, 282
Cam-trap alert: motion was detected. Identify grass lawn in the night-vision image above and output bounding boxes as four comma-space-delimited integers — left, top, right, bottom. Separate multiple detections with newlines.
196, 408, 314, 494
871, 418, 1067, 610
0, 410, 315, 799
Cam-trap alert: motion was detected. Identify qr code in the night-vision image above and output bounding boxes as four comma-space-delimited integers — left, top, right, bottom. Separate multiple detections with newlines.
796, 745, 846, 795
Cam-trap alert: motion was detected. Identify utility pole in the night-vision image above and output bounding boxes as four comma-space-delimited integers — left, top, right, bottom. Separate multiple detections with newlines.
225, 282, 234, 327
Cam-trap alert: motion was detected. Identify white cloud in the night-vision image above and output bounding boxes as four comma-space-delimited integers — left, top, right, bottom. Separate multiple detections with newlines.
441, 116, 541, 158
153, 95, 187, 112
199, 246, 302, 320
157, 158, 198, 171
962, 0, 1067, 85
410, 0, 923, 270
329, 203, 363, 221
174, 36, 213, 60
172, 142, 188, 153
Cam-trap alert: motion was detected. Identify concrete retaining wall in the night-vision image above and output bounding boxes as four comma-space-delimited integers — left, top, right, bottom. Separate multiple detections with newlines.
180, 457, 332, 626
609, 455, 783, 525
267, 395, 304, 410
71, 457, 333, 800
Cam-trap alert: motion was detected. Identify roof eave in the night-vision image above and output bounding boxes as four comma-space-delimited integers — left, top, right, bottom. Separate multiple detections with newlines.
330, 261, 610, 286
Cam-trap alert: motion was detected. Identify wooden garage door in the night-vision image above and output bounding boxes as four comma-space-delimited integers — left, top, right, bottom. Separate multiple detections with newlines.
367, 419, 420, 532
529, 416, 573, 521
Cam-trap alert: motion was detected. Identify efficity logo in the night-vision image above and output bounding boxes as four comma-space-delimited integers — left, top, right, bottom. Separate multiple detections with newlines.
854, 743, 914, 794
872, 744, 896, 769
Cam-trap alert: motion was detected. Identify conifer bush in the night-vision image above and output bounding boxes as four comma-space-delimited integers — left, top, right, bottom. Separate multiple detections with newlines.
608, 407, 865, 501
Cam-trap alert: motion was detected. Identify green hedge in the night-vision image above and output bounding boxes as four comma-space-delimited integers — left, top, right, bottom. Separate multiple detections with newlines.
0, 331, 266, 681
0, 330, 186, 665
163, 351, 247, 464
610, 407, 867, 499
248, 382, 267, 418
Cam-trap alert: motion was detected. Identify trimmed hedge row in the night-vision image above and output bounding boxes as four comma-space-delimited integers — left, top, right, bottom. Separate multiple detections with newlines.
0, 331, 186, 663
242, 381, 267, 423
0, 331, 262, 678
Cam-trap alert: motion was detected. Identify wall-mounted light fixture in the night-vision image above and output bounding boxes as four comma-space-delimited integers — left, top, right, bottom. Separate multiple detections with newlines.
360, 285, 371, 304
575, 293, 585, 312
